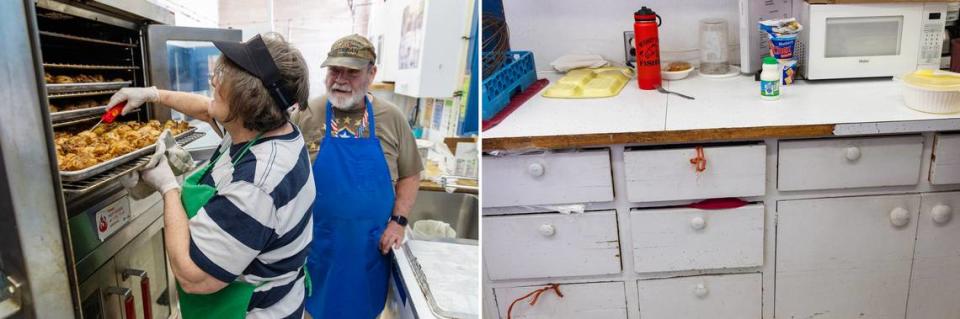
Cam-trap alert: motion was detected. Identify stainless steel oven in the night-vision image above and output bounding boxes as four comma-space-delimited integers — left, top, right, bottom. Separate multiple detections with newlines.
0, 0, 239, 317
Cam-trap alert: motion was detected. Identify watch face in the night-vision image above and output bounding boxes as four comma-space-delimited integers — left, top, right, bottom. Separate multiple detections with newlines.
393, 215, 408, 226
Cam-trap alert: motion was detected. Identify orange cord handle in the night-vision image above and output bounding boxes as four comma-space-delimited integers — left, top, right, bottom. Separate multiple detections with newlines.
689, 146, 707, 173
507, 283, 564, 319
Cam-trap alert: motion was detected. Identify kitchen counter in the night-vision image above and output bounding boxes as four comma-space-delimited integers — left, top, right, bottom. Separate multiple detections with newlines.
419, 180, 478, 194
483, 72, 960, 151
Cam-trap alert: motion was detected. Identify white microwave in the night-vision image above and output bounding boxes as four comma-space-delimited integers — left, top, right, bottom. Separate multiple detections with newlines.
799, 2, 947, 80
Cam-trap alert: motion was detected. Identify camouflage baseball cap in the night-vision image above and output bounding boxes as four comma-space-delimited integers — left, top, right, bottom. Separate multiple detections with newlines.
321, 34, 376, 70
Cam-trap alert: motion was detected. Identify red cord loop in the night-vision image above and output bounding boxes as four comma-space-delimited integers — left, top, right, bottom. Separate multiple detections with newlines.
507, 283, 564, 319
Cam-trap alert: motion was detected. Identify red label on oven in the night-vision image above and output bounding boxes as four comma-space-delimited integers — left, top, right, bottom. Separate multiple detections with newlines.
95, 199, 130, 241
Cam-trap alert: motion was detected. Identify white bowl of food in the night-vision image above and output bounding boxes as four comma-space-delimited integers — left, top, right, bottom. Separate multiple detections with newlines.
662, 61, 694, 81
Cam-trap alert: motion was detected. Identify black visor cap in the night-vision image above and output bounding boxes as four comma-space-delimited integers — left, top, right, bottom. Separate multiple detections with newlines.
213, 34, 296, 111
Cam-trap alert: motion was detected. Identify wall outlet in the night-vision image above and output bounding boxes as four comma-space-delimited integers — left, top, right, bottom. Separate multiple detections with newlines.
624, 31, 636, 67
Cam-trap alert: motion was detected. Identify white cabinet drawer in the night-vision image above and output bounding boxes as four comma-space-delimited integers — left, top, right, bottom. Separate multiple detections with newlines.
630, 204, 764, 273
623, 144, 766, 203
778, 135, 923, 191
483, 211, 621, 280
482, 150, 613, 208
636, 273, 761, 319
931, 134, 960, 185
495, 281, 627, 319
776, 194, 920, 319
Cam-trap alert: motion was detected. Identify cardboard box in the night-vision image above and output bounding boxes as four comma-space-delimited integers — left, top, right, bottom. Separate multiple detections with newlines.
807, 0, 952, 4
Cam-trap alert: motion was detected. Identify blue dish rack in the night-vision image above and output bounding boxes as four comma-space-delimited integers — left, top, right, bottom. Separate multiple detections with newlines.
482, 51, 536, 121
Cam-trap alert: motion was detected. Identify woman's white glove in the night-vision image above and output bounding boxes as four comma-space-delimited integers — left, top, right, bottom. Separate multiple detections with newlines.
107, 86, 160, 115
140, 154, 180, 195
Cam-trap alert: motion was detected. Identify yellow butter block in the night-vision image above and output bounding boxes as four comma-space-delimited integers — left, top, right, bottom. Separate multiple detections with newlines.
544, 67, 634, 99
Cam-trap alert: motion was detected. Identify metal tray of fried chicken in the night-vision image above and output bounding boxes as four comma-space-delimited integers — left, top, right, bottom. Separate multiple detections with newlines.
59, 124, 198, 182
46, 81, 131, 94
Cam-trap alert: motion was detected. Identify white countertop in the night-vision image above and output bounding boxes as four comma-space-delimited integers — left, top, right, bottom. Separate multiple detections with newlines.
483, 71, 960, 139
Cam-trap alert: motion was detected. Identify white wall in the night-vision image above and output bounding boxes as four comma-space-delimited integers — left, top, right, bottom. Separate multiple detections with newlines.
148, 0, 219, 27
219, 0, 355, 100
503, 0, 742, 71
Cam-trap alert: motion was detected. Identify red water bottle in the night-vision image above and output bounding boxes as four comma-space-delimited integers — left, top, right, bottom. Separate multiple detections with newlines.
634, 6, 662, 90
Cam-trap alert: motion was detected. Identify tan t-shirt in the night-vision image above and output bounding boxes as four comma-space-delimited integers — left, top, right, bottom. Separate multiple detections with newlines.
291, 94, 423, 182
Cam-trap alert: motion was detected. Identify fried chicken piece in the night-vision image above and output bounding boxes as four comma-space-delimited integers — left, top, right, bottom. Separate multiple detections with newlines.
59, 153, 98, 171
54, 75, 73, 84
111, 78, 124, 82
44, 72, 53, 83
48, 104, 59, 113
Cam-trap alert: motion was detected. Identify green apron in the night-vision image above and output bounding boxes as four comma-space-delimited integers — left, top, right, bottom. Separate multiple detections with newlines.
177, 133, 261, 319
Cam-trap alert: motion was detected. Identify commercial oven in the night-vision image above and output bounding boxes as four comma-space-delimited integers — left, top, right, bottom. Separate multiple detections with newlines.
0, 0, 240, 318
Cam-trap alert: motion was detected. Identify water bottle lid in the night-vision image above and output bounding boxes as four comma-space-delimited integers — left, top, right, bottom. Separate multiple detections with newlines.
634, 7, 657, 21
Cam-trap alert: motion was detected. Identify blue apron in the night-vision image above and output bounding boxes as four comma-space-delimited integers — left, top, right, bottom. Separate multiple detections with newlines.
304, 97, 395, 318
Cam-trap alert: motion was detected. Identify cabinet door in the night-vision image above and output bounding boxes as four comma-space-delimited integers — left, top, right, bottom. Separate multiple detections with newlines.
775, 194, 920, 319
79, 261, 122, 319
906, 191, 960, 319
115, 212, 169, 319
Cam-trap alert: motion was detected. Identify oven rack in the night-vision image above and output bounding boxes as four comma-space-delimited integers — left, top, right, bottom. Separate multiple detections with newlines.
48, 89, 117, 99
47, 81, 131, 94
50, 105, 107, 123
38, 30, 138, 48
61, 130, 206, 195
43, 63, 140, 70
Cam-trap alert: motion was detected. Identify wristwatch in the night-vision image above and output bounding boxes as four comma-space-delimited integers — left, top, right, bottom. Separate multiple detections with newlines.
389, 215, 408, 226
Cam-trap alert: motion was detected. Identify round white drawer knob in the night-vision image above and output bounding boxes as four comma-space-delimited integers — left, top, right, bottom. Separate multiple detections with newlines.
693, 283, 709, 298
539, 224, 556, 237
690, 217, 706, 230
890, 207, 910, 227
932, 204, 953, 225
845, 147, 862, 161
527, 163, 545, 177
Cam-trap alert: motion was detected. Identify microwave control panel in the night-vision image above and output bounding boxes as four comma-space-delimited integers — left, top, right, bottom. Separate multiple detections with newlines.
920, 5, 948, 67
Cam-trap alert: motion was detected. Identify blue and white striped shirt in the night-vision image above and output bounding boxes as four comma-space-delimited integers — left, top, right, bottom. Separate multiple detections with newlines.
189, 125, 314, 318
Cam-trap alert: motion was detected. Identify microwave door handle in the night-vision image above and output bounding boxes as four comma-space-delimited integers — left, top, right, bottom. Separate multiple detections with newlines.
105, 287, 135, 319
122, 269, 152, 319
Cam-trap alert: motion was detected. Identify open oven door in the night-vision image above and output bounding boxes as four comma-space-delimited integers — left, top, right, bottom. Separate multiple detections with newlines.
146, 25, 241, 162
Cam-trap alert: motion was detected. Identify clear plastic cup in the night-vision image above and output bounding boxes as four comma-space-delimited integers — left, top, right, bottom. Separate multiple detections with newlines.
699, 19, 730, 75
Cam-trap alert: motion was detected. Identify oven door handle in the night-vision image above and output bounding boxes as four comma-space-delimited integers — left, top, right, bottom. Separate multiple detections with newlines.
105, 287, 135, 319
122, 269, 152, 319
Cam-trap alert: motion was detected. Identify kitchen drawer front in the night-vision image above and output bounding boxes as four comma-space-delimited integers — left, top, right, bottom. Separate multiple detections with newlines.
483, 211, 621, 281
495, 281, 627, 319
636, 273, 761, 319
931, 134, 960, 185
630, 204, 764, 273
623, 144, 766, 203
482, 150, 613, 208
775, 194, 921, 319
778, 135, 923, 191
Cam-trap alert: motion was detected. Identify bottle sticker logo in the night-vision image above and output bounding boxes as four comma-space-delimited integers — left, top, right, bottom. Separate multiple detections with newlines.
761, 80, 779, 97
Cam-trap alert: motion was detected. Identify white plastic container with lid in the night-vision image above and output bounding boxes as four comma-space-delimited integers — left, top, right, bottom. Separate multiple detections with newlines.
760, 56, 781, 100
901, 69, 960, 114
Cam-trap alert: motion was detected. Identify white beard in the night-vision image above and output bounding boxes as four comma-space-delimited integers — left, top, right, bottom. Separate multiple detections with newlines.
329, 83, 366, 111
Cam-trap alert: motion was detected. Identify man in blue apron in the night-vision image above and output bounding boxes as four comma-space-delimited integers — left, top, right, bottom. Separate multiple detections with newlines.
292, 34, 423, 318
